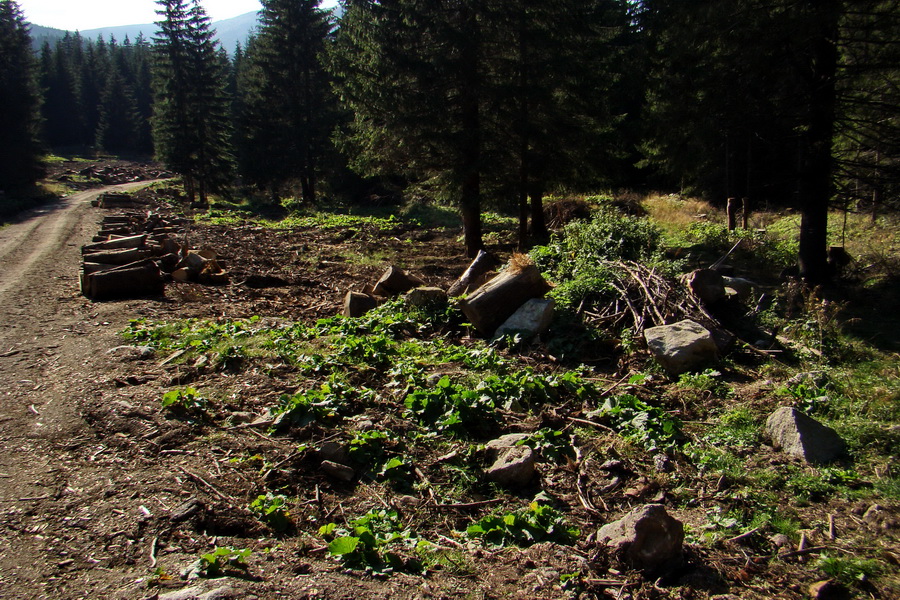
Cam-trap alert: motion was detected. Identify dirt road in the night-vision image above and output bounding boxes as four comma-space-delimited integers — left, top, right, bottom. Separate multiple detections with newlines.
0, 183, 163, 598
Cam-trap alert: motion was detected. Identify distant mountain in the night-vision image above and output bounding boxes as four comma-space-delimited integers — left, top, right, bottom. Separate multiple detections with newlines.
27, 10, 262, 53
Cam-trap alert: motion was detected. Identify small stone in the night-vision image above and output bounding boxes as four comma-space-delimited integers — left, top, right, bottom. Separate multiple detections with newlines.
765, 406, 846, 464
106, 345, 156, 361
227, 411, 255, 425
318, 441, 349, 465
485, 446, 535, 487
484, 433, 531, 456
320, 460, 355, 482
596, 504, 684, 574
769, 533, 791, 549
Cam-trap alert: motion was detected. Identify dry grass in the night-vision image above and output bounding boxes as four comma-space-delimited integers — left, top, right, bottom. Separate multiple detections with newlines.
638, 192, 720, 233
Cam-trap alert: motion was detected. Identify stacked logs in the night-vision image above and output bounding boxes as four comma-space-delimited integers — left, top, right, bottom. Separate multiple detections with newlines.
80, 212, 228, 300
342, 252, 554, 340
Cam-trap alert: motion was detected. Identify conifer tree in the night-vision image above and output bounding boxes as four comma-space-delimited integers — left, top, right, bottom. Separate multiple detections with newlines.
95, 68, 141, 153
239, 0, 335, 203
0, 0, 43, 191
331, 0, 489, 257
152, 0, 234, 205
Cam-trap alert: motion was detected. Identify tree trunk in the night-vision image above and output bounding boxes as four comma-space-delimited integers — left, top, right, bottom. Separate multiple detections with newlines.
797, 0, 839, 285
81, 258, 164, 300
726, 197, 737, 231
529, 184, 548, 240
459, 3, 483, 259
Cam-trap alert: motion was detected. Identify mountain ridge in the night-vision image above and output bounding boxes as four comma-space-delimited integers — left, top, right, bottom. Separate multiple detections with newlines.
28, 10, 260, 52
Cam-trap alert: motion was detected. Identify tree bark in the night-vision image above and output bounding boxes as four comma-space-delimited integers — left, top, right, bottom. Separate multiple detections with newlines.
448, 250, 497, 297
797, 0, 839, 285
460, 259, 550, 335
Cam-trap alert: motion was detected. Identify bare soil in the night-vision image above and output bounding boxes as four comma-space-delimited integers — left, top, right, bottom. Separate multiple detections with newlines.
0, 162, 896, 600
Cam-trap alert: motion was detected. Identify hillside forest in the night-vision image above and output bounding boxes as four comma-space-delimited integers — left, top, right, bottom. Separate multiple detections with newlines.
1, 0, 897, 282
2, 0, 900, 598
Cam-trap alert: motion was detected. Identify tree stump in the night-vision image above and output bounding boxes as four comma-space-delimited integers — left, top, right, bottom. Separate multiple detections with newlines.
460, 255, 551, 335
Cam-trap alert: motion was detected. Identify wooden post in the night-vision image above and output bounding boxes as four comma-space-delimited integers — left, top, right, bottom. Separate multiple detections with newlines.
741, 197, 750, 229
726, 198, 737, 231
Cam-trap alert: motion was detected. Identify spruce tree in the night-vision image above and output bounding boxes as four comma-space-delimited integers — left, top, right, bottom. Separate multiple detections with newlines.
238, 0, 335, 203
331, 0, 489, 257
152, 0, 234, 205
0, 0, 43, 192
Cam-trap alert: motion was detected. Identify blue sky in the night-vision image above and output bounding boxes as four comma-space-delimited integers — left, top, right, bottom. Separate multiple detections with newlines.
19, 0, 338, 31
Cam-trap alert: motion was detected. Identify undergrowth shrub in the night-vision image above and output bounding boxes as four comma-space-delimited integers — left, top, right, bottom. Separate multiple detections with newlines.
530, 209, 664, 311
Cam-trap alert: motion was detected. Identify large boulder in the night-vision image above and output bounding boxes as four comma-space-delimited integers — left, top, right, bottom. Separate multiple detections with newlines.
765, 406, 846, 464
494, 298, 555, 340
596, 504, 684, 574
644, 319, 718, 375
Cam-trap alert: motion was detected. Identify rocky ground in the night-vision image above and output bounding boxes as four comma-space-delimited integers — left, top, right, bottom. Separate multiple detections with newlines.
0, 161, 896, 600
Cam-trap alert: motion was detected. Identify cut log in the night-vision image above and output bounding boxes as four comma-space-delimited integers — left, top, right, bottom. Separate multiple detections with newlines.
82, 234, 147, 253
82, 258, 163, 300
372, 266, 425, 297
343, 291, 378, 317
460, 255, 551, 335
80, 247, 153, 265
82, 262, 118, 275
448, 250, 498, 297
198, 263, 229, 285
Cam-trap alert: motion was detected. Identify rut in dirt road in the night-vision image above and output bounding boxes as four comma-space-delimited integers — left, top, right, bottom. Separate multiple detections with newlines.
0, 182, 162, 599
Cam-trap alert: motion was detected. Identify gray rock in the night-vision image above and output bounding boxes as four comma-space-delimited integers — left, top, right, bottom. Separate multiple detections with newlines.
684, 269, 726, 304
596, 504, 684, 574
317, 441, 349, 464
644, 319, 718, 375
343, 291, 377, 318
159, 585, 237, 600
320, 460, 355, 482
494, 298, 555, 340
765, 406, 846, 464
485, 446, 535, 487
722, 276, 755, 301
404, 286, 447, 307
485, 433, 530, 450
106, 345, 155, 360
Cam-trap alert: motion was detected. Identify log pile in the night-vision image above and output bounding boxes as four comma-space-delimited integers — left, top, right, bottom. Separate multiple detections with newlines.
342, 254, 554, 340
80, 211, 228, 300
57, 165, 172, 186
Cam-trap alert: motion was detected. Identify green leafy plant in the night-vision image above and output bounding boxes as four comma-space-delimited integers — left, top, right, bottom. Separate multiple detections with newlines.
590, 393, 682, 450
404, 375, 498, 438
319, 509, 425, 574
466, 501, 579, 547
518, 428, 574, 463
816, 554, 882, 586
270, 378, 359, 430
677, 369, 732, 397
196, 546, 251, 578
160, 387, 207, 420
249, 493, 291, 532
